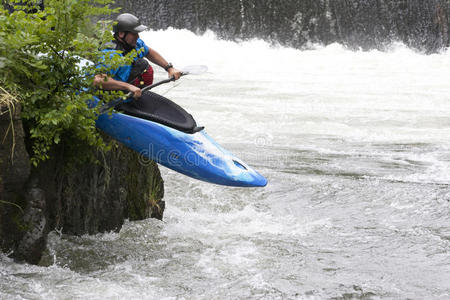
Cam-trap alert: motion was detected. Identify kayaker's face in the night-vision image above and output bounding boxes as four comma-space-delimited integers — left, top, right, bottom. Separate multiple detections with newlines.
119, 31, 139, 47
125, 32, 139, 47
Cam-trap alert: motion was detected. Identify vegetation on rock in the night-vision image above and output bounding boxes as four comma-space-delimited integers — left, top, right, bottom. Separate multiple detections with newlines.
0, 0, 137, 166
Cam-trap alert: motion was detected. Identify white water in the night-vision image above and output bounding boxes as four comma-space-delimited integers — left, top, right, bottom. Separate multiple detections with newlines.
1, 29, 449, 299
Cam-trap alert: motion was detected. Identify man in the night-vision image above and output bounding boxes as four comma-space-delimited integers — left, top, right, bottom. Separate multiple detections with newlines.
94, 13, 181, 98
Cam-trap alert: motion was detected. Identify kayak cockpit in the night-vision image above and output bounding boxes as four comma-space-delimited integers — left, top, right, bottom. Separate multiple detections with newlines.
116, 91, 204, 134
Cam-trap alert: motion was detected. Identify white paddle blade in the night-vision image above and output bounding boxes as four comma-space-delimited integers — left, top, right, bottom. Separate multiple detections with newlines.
181, 65, 208, 75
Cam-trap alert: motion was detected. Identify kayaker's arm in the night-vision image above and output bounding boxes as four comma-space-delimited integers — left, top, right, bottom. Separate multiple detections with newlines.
93, 74, 142, 98
146, 47, 182, 80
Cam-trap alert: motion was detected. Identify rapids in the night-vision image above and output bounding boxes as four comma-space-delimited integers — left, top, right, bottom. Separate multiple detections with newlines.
1, 29, 449, 300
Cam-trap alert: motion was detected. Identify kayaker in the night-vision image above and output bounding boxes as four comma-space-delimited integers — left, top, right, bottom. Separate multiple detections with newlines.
94, 13, 181, 98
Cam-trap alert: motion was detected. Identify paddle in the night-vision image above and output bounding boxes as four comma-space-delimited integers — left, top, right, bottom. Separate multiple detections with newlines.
99, 65, 208, 114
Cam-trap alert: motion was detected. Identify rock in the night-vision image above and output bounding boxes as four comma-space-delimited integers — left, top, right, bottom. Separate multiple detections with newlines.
20, 134, 166, 239
0, 103, 31, 256
1, 103, 165, 264
0, 103, 30, 198
27, 135, 165, 236
15, 187, 49, 264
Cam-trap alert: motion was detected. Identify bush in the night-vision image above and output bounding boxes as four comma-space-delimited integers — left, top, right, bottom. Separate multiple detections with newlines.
0, 0, 129, 166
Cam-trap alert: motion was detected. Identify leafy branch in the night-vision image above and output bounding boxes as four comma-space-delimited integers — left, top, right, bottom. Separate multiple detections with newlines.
0, 0, 125, 166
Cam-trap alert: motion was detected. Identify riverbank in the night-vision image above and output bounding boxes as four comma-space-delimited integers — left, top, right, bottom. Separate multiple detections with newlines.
0, 102, 165, 264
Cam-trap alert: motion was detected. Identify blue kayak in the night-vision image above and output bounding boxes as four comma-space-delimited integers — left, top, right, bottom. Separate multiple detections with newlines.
94, 92, 267, 187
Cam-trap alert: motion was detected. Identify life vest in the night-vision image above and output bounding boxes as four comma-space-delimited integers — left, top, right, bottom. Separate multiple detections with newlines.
101, 39, 154, 88
127, 57, 154, 88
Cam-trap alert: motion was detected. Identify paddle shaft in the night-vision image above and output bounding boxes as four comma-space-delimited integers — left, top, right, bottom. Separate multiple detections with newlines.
99, 74, 182, 114
98, 64, 208, 114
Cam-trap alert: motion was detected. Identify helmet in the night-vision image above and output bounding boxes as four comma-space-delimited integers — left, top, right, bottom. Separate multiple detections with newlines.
113, 13, 147, 33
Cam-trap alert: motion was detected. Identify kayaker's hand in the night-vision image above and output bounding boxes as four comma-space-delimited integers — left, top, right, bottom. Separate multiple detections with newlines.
128, 85, 142, 99
168, 67, 182, 81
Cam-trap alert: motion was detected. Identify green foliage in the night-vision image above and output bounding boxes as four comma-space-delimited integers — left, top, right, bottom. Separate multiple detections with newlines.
0, 0, 129, 166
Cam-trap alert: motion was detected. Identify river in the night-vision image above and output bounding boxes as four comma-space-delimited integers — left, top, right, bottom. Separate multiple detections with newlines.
1, 29, 449, 300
